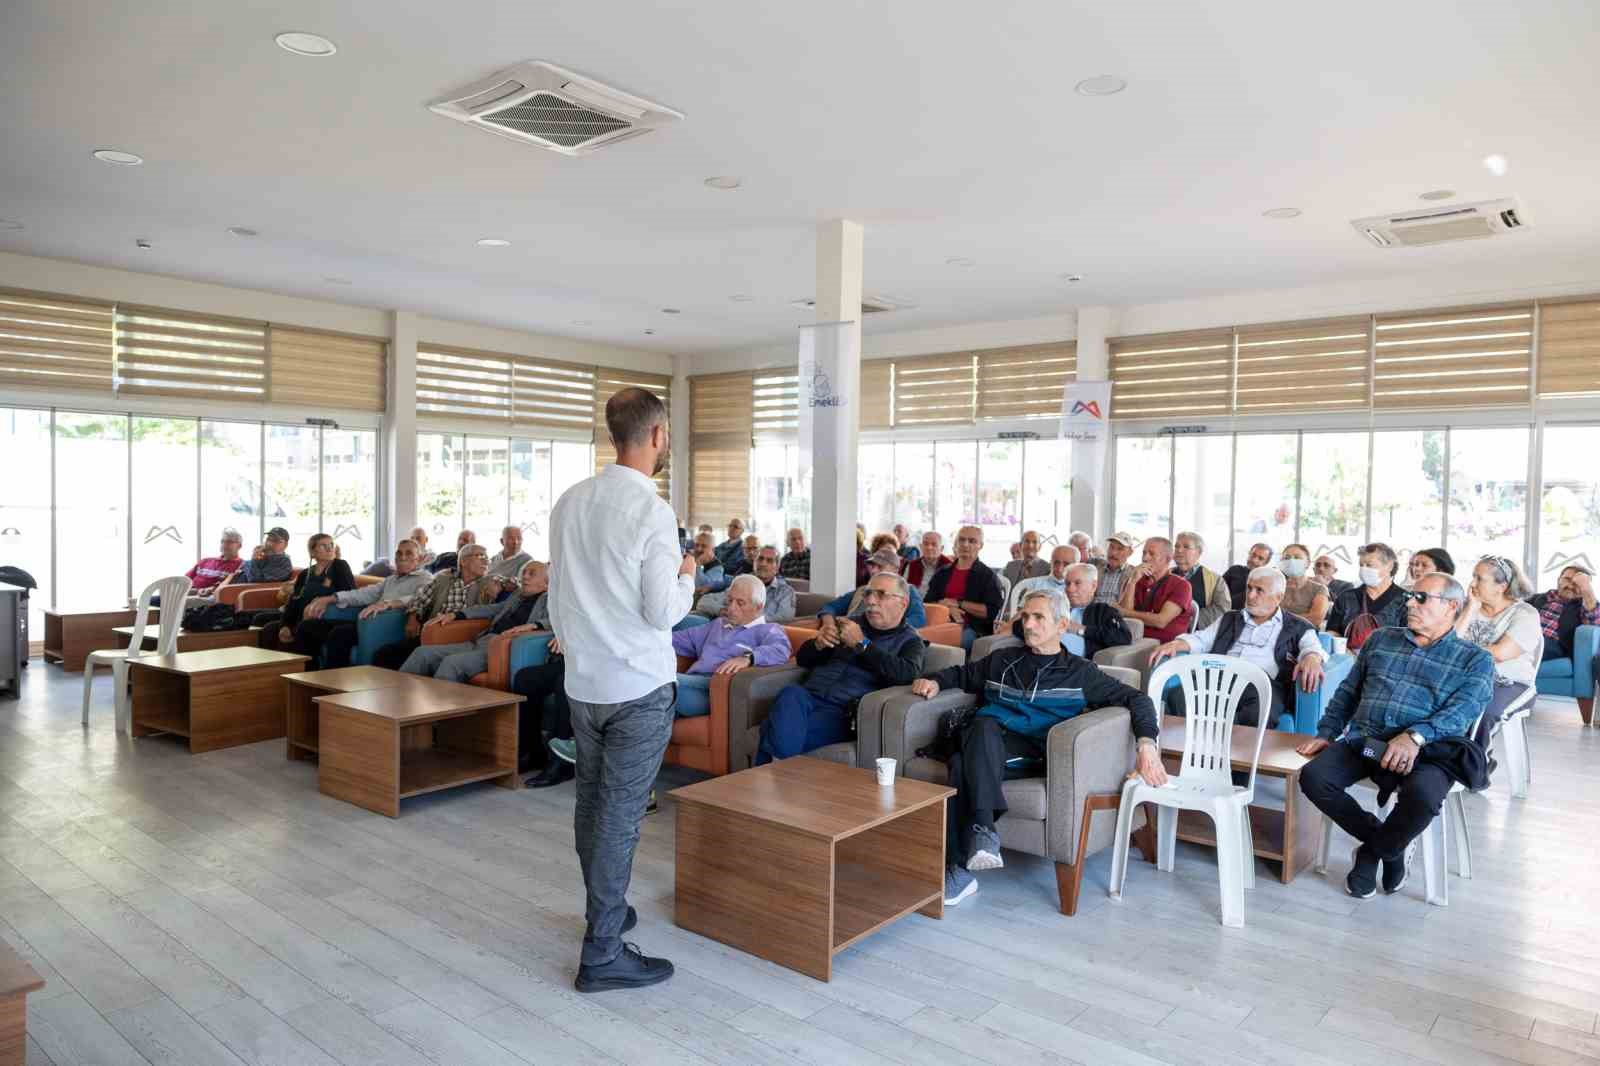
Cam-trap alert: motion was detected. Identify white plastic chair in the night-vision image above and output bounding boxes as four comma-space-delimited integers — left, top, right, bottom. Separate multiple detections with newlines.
1490, 640, 1543, 800
1108, 655, 1272, 927
82, 575, 191, 735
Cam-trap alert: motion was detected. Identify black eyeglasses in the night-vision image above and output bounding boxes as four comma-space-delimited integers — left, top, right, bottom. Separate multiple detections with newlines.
1402, 589, 1457, 605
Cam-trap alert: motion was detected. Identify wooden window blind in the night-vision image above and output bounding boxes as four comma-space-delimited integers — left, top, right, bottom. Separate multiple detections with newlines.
0, 287, 115, 393
593, 366, 672, 499
892, 352, 977, 426
416, 343, 514, 423
1233, 317, 1370, 415
859, 358, 892, 429
688, 372, 753, 528
509, 354, 596, 434
113, 304, 268, 400
752, 370, 798, 442
975, 342, 1078, 421
1537, 297, 1600, 397
268, 326, 387, 411
1373, 303, 1533, 409
1109, 328, 1234, 419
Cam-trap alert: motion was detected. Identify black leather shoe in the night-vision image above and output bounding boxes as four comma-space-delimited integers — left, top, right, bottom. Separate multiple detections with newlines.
574, 942, 673, 993
524, 761, 573, 789
622, 905, 637, 933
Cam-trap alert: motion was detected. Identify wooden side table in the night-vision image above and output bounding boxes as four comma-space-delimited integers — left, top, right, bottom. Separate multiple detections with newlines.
280, 666, 419, 761
0, 940, 44, 1066
114, 624, 262, 654
129, 647, 310, 753
42, 608, 137, 671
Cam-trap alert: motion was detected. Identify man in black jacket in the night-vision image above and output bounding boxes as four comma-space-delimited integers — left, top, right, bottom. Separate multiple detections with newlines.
1223, 542, 1273, 610
928, 525, 1006, 652
1008, 561, 1132, 657
755, 572, 927, 764
1526, 564, 1600, 663
912, 588, 1167, 905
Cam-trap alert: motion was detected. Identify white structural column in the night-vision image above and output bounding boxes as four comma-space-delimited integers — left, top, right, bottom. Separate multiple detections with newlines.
1070, 305, 1115, 538
669, 353, 690, 521
810, 219, 864, 595
384, 310, 419, 547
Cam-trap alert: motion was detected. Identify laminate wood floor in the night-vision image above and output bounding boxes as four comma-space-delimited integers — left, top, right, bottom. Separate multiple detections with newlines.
4, 661, 1598, 1065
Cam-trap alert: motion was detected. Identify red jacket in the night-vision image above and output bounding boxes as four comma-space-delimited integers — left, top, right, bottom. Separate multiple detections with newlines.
907, 553, 954, 594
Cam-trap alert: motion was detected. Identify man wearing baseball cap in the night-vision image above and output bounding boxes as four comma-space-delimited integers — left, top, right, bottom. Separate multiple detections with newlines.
1093, 531, 1139, 605
217, 526, 295, 589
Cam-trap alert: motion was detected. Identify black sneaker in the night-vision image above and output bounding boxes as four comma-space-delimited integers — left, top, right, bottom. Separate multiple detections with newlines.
622, 905, 637, 934
1381, 842, 1416, 895
574, 942, 673, 993
1345, 845, 1378, 899
524, 760, 574, 789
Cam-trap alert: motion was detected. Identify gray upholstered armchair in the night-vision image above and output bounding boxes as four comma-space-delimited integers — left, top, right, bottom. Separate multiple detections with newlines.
877, 663, 1154, 915
972, 616, 1157, 688
727, 642, 966, 771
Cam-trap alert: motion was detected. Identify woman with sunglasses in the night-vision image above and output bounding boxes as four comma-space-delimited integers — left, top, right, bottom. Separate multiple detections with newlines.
1455, 555, 1540, 747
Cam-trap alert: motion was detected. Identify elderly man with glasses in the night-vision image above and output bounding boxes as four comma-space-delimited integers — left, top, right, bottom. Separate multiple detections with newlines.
1295, 572, 1494, 900
818, 546, 928, 628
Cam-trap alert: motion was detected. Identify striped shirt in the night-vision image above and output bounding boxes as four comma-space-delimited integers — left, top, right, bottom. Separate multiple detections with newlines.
1316, 627, 1494, 744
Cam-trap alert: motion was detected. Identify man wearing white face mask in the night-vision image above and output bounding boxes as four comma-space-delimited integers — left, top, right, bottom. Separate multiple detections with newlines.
1326, 541, 1408, 642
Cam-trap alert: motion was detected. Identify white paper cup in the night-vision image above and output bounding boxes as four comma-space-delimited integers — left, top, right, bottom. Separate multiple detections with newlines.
875, 757, 896, 786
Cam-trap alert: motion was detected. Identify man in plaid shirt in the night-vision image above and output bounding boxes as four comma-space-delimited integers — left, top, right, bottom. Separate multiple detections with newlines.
1296, 572, 1493, 900
370, 543, 497, 669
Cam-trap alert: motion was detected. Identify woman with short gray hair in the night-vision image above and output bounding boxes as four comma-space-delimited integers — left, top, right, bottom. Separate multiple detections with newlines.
1456, 556, 1541, 746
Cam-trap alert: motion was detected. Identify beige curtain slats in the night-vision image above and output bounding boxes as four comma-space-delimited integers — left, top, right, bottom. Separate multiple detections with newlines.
0, 321, 116, 346
1234, 317, 1370, 414
116, 304, 268, 330
417, 343, 601, 430
893, 352, 977, 425
113, 305, 268, 400
860, 359, 892, 429
0, 287, 115, 393
1110, 329, 1234, 420
1537, 298, 1600, 397
269, 327, 386, 412
1372, 303, 1532, 410
689, 374, 753, 527
975, 342, 1076, 421
752, 371, 798, 441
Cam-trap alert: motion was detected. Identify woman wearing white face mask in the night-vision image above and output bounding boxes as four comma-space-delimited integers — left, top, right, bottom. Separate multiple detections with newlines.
1278, 543, 1330, 629
1325, 541, 1408, 639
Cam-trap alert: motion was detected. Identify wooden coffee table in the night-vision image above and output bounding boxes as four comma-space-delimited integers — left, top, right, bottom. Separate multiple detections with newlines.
114, 623, 262, 654
0, 939, 44, 1066
1158, 714, 1316, 883
42, 608, 138, 671
670, 757, 954, 982
281, 666, 420, 761
315, 679, 521, 817
128, 647, 310, 753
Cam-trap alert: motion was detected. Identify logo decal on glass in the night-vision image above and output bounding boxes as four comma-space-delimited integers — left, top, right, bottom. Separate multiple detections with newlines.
142, 525, 183, 544
1546, 551, 1595, 575
332, 524, 363, 540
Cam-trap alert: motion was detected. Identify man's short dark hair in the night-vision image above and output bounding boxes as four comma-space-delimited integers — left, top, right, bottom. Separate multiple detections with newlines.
266, 526, 290, 543
605, 387, 667, 450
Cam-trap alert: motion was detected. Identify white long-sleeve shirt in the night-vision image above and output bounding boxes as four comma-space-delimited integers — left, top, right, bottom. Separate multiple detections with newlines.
549, 463, 694, 704
1178, 608, 1325, 679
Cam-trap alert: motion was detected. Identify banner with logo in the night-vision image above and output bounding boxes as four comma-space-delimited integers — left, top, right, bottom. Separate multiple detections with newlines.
1061, 380, 1112, 533
797, 321, 857, 592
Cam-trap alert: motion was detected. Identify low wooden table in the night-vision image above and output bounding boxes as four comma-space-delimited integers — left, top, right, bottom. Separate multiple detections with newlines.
1158, 714, 1316, 883
42, 608, 137, 671
0, 940, 44, 1066
315, 679, 521, 817
113, 623, 262, 654
281, 666, 419, 761
128, 647, 310, 753
670, 757, 954, 982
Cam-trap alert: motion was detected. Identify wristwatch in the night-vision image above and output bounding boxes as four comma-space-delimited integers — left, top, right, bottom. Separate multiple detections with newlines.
1407, 729, 1426, 749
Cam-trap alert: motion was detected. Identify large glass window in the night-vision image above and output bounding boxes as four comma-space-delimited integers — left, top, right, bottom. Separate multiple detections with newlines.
201, 420, 262, 549
858, 444, 897, 540
1114, 437, 1172, 548
1448, 426, 1529, 569
934, 441, 978, 543
551, 441, 592, 515
752, 443, 794, 544
977, 440, 1022, 566
511, 439, 553, 560
1540, 425, 1600, 587
464, 435, 510, 545
1021, 438, 1071, 549
131, 417, 199, 590
0, 408, 53, 633
1232, 433, 1298, 554
323, 428, 378, 565
417, 432, 464, 543
1172, 435, 1233, 571
55, 412, 128, 609
264, 424, 321, 549
893, 442, 935, 538
1299, 432, 1369, 569
1369, 430, 1444, 563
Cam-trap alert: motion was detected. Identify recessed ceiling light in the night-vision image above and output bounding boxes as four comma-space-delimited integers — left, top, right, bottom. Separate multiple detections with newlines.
323, 276, 353, 285
571, 319, 592, 326
1419, 189, 1456, 201
1482, 153, 1509, 177
1062, 273, 1084, 283
92, 149, 143, 166
275, 31, 338, 57
946, 256, 976, 268
227, 226, 258, 237
0, 219, 22, 231
1262, 207, 1302, 219
475, 238, 511, 247
729, 294, 752, 302
1074, 75, 1127, 97
661, 307, 681, 314
703, 176, 742, 190
135, 239, 152, 250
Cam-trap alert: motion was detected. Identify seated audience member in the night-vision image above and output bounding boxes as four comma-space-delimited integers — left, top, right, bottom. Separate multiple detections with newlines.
690, 532, 729, 595
855, 524, 871, 586
1315, 554, 1353, 599
927, 526, 1006, 651
1223, 542, 1273, 608
713, 518, 747, 571
1069, 530, 1104, 569
1279, 542, 1331, 629
1118, 536, 1195, 643
1003, 530, 1050, 586
182, 527, 246, 606
819, 547, 928, 627
1007, 541, 1023, 564
1007, 561, 1132, 657
755, 572, 927, 764
723, 533, 761, 579
1171, 531, 1231, 630
1296, 573, 1493, 899
912, 589, 1166, 905
906, 531, 953, 596
1407, 547, 1455, 585
693, 545, 796, 623
296, 538, 433, 668
1326, 542, 1407, 640
999, 544, 1079, 622
1526, 563, 1600, 666
363, 526, 437, 577
252, 533, 354, 649
371, 543, 496, 669
1093, 532, 1138, 604
429, 529, 476, 574
486, 525, 532, 589
893, 524, 920, 562
670, 575, 794, 718
516, 636, 576, 786
1150, 565, 1326, 725
1457, 556, 1539, 748
399, 560, 550, 683
779, 527, 811, 580
222, 526, 293, 588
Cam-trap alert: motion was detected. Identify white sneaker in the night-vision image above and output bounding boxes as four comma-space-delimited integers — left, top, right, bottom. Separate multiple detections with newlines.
944, 865, 978, 905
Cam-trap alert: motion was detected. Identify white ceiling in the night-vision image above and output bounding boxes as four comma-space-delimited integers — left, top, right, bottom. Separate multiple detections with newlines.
2, 0, 1598, 358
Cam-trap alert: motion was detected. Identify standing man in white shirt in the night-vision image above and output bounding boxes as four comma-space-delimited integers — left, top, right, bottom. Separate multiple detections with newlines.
549, 386, 695, 994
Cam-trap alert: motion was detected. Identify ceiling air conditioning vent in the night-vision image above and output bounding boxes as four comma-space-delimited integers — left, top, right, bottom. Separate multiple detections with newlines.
1352, 198, 1526, 248
428, 61, 683, 156
791, 294, 915, 315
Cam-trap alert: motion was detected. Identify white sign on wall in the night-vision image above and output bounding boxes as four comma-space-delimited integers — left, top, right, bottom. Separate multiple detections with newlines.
797, 320, 857, 593
1061, 379, 1112, 534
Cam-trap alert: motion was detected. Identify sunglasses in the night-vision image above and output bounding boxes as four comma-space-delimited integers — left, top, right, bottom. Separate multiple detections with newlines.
1401, 589, 1455, 605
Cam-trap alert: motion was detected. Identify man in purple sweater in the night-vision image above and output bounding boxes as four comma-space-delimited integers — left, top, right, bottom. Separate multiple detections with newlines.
670, 574, 793, 717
